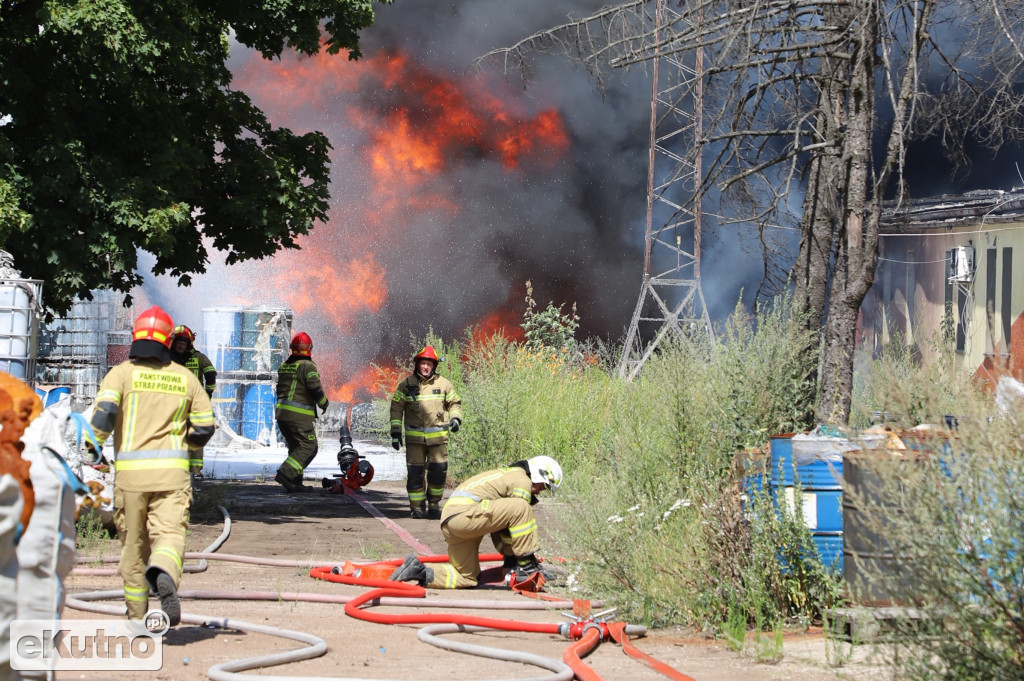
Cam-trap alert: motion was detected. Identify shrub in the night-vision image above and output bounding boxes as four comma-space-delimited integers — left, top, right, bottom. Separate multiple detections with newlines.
846, 366, 1024, 681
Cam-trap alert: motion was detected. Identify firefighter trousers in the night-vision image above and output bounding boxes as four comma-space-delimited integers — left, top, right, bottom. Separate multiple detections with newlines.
405, 442, 447, 510
188, 446, 204, 475
428, 497, 538, 589
114, 484, 192, 619
277, 418, 318, 483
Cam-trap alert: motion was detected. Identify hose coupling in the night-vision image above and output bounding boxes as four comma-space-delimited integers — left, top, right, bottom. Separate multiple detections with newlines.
565, 620, 610, 641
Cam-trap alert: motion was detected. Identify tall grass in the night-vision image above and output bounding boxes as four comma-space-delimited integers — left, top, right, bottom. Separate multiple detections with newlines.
398, 295, 833, 630
379, 291, 1024, 678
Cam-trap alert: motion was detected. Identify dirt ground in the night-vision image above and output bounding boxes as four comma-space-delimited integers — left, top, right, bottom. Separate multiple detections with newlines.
62, 480, 891, 681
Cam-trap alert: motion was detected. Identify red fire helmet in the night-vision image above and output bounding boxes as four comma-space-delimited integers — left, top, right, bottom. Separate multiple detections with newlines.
291, 332, 313, 356
172, 325, 195, 344
133, 306, 175, 348
414, 345, 439, 364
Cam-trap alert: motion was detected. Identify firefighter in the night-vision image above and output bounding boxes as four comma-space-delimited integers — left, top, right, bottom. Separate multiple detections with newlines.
390, 345, 463, 519
170, 324, 217, 478
89, 306, 215, 625
274, 332, 329, 493
389, 456, 562, 591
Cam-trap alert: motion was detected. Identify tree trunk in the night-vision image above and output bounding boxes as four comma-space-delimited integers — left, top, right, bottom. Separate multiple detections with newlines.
791, 6, 853, 427
818, 0, 879, 424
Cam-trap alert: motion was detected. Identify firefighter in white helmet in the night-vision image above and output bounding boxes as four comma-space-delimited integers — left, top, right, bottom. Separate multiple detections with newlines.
389, 456, 562, 592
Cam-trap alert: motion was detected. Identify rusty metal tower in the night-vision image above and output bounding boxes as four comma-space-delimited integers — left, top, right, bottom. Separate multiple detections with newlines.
617, 0, 713, 380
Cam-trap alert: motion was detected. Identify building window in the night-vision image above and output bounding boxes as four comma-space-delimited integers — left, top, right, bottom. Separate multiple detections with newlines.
906, 250, 915, 342
987, 247, 997, 353
1003, 247, 1013, 352
944, 250, 955, 347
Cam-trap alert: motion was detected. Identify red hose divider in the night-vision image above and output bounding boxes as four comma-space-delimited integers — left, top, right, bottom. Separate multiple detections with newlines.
607, 621, 698, 681
563, 625, 605, 681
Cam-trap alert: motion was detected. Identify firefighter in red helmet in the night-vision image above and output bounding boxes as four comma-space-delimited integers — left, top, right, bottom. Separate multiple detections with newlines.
274, 332, 329, 493
170, 324, 217, 479
390, 345, 463, 519
90, 306, 215, 625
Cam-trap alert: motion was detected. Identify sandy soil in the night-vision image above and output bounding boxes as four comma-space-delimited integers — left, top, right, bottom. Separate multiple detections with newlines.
60, 480, 891, 681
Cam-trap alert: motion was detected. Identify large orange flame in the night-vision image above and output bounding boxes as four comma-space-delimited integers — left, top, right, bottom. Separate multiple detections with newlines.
470, 306, 525, 344
229, 47, 570, 392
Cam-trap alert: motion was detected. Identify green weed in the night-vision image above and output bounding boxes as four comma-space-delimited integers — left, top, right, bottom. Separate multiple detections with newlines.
75, 510, 112, 565
723, 601, 746, 652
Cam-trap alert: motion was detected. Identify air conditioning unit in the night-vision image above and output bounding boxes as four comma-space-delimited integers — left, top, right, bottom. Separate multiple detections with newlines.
949, 245, 974, 283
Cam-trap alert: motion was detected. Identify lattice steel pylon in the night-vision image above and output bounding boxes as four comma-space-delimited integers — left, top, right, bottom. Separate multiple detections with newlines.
617, 0, 714, 381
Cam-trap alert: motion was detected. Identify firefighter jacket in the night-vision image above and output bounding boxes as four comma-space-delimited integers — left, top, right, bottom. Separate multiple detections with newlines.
91, 358, 216, 493
172, 348, 217, 396
440, 465, 535, 525
390, 372, 463, 446
275, 355, 328, 423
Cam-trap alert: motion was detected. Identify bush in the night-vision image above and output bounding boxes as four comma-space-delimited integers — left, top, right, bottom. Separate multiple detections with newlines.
846, 370, 1024, 680
384, 294, 841, 633
447, 293, 832, 630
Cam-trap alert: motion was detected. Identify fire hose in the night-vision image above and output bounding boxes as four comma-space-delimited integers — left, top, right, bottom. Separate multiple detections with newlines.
68, 508, 697, 680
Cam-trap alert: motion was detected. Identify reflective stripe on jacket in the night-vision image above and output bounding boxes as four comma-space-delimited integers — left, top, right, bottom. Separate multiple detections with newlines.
389, 372, 463, 445
275, 355, 328, 421
440, 466, 533, 525
91, 358, 215, 492
177, 349, 217, 395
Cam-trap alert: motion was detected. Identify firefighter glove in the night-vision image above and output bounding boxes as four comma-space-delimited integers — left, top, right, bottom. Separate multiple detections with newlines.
448, 417, 461, 433
388, 554, 432, 586
391, 430, 403, 450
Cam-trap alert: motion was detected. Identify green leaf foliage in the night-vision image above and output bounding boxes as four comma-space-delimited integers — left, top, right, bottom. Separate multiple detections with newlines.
0, 0, 388, 312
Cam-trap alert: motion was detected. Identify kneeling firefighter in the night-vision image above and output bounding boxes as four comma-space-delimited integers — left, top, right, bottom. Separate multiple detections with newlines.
389, 346, 462, 519
389, 456, 562, 591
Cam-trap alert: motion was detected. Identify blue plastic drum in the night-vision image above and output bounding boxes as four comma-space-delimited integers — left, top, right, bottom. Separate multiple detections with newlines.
201, 308, 242, 372
241, 383, 276, 443
769, 433, 844, 572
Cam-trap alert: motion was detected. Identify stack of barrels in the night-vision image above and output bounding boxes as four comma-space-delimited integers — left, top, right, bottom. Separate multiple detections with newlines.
201, 307, 292, 445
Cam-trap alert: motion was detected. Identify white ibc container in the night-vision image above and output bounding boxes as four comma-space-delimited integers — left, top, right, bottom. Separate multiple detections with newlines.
43, 295, 110, 361
0, 280, 39, 379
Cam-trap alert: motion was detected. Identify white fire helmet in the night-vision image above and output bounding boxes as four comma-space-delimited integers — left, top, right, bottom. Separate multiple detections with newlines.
527, 455, 563, 492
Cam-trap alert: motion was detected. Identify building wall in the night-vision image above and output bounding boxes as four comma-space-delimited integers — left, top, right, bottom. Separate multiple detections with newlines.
861, 220, 1024, 382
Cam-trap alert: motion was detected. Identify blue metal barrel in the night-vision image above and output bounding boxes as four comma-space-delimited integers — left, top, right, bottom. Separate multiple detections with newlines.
201, 308, 242, 372
770, 433, 844, 572
212, 382, 242, 433
241, 383, 276, 443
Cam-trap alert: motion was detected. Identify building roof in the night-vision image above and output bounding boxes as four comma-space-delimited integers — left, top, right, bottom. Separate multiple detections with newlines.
881, 188, 1024, 232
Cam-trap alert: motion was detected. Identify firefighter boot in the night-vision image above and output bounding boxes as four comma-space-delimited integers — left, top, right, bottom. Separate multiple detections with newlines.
149, 568, 180, 626
388, 554, 434, 586
509, 555, 546, 593
427, 502, 441, 520
410, 502, 425, 519
275, 470, 310, 494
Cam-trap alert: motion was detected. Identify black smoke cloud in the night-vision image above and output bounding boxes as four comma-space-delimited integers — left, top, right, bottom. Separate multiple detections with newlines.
141, 1, 762, 390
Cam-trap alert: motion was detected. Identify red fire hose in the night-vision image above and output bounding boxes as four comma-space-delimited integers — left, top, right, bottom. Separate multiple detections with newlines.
312, 555, 699, 681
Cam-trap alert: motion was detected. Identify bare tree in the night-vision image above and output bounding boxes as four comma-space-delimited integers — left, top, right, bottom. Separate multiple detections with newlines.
479, 0, 1024, 424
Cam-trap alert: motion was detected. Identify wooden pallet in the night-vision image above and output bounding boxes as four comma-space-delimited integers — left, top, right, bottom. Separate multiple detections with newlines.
825, 606, 930, 642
